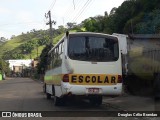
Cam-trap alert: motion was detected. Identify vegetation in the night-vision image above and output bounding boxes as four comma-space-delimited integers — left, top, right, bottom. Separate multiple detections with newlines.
82, 0, 160, 34
0, 0, 160, 60
0, 59, 10, 76
36, 33, 64, 75
36, 44, 53, 75
0, 0, 159, 80
2, 0, 159, 60
0, 28, 66, 60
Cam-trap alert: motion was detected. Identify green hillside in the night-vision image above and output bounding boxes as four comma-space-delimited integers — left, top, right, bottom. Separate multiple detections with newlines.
24, 33, 64, 59
0, 29, 65, 60
0, 37, 23, 58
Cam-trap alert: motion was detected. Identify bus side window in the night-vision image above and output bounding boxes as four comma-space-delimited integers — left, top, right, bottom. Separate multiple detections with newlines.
56, 47, 59, 58
51, 51, 54, 68
61, 41, 64, 53
47, 53, 51, 70
61, 41, 64, 54
54, 48, 57, 59
60, 41, 64, 59
59, 44, 62, 55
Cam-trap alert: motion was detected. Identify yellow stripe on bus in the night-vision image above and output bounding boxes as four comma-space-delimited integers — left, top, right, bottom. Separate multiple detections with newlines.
69, 74, 118, 85
44, 75, 61, 85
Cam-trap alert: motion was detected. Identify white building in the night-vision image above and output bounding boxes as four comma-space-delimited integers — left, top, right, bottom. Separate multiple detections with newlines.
7, 59, 33, 70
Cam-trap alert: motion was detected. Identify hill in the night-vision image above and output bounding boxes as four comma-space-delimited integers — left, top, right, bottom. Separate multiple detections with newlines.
1, 0, 160, 60
83, 0, 160, 34
26, 33, 64, 59
0, 29, 65, 60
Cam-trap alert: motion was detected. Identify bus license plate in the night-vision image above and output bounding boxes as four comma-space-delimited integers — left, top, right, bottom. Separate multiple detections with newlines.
88, 88, 99, 94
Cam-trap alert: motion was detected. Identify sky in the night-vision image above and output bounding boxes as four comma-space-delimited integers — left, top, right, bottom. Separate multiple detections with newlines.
0, 0, 125, 39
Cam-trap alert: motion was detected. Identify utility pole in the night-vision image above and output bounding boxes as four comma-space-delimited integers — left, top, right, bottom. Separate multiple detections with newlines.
45, 11, 56, 45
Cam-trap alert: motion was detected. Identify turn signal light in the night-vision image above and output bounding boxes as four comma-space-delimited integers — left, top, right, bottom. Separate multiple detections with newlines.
117, 75, 123, 83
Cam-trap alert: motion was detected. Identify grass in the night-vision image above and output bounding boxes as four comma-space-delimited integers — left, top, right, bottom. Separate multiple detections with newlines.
24, 45, 45, 59
0, 37, 24, 58
0, 33, 66, 59
53, 33, 64, 45
23, 34, 65, 59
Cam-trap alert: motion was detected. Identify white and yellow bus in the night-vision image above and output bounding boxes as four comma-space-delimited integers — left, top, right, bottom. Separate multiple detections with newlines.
44, 32, 123, 106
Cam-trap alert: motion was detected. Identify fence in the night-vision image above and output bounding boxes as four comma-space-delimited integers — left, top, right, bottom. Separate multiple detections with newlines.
143, 49, 160, 62
125, 49, 160, 96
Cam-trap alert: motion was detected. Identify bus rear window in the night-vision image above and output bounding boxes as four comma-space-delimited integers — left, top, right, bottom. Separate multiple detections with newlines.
68, 36, 119, 62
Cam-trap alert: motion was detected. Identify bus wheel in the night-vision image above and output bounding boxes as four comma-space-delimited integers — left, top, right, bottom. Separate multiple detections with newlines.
54, 96, 66, 106
89, 96, 102, 106
54, 96, 62, 106
154, 74, 160, 100
46, 93, 51, 99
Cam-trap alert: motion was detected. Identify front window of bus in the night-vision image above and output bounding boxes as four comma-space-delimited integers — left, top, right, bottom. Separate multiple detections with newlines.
68, 35, 119, 62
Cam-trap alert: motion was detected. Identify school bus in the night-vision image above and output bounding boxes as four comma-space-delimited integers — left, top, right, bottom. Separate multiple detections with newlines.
44, 32, 124, 106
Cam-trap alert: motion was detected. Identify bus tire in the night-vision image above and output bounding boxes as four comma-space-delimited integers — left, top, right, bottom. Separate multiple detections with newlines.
54, 96, 66, 106
154, 73, 160, 100
52, 85, 55, 96
54, 96, 62, 106
46, 93, 51, 99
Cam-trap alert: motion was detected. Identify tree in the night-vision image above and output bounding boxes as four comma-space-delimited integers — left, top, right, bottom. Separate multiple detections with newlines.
0, 37, 6, 42
0, 59, 10, 76
37, 37, 49, 46
109, 7, 117, 16
58, 25, 65, 33
81, 0, 160, 34
10, 35, 15, 39
135, 9, 160, 34
67, 22, 76, 29
104, 11, 108, 17
82, 17, 97, 32
37, 44, 53, 74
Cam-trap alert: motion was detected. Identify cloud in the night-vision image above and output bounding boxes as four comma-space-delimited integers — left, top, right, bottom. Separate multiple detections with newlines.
15, 11, 34, 22
0, 7, 11, 14
0, 31, 11, 39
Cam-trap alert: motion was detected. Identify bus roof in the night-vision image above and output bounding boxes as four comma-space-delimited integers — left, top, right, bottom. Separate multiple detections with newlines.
69, 32, 113, 36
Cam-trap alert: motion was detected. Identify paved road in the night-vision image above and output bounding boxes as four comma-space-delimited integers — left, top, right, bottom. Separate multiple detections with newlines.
0, 77, 159, 120
0, 77, 123, 111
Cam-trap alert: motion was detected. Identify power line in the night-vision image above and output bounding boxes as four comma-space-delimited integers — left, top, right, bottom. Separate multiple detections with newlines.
73, 0, 75, 10
63, 2, 74, 17
74, 0, 95, 22
71, 0, 92, 23
49, 0, 56, 11
63, 0, 82, 20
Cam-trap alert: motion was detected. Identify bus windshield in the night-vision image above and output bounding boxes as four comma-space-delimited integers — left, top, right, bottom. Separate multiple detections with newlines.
68, 35, 119, 62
